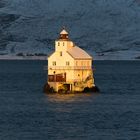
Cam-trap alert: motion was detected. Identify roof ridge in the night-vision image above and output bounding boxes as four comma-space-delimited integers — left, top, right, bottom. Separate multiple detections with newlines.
67, 46, 92, 59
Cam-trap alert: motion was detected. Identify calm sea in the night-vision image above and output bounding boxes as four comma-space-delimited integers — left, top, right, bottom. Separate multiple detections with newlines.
0, 60, 139, 140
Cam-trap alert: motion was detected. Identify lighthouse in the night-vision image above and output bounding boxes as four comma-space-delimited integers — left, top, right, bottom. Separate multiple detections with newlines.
44, 28, 99, 93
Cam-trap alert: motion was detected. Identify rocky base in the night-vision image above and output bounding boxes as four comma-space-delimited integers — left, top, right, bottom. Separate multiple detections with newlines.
43, 83, 56, 93
83, 86, 100, 93
43, 82, 100, 94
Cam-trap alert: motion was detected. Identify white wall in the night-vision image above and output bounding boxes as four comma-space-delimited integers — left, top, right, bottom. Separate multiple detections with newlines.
48, 38, 93, 83
55, 40, 74, 51
48, 51, 75, 81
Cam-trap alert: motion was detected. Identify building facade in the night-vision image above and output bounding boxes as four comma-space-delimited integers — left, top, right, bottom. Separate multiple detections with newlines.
47, 28, 95, 92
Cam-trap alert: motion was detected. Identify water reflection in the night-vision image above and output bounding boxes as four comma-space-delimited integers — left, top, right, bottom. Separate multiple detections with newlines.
45, 93, 100, 103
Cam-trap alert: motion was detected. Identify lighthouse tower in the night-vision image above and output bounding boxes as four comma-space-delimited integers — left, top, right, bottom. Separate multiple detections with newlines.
46, 28, 97, 93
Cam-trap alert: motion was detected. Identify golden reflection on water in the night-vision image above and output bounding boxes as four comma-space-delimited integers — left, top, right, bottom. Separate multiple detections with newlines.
45, 93, 100, 103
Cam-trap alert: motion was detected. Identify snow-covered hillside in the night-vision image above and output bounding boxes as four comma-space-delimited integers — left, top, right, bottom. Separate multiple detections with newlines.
0, 0, 140, 59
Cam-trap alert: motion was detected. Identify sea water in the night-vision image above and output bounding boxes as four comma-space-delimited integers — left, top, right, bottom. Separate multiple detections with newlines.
0, 60, 139, 140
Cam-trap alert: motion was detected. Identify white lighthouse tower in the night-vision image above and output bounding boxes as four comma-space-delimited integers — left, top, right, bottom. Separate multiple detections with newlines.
45, 28, 98, 93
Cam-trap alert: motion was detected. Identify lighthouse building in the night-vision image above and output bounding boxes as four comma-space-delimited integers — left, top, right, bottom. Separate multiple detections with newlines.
47, 29, 95, 93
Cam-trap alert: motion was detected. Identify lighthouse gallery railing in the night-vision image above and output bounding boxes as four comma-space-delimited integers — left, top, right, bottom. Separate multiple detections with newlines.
44, 66, 94, 70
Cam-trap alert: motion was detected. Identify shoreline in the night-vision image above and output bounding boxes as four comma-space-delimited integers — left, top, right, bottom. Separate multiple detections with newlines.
0, 56, 47, 60
0, 56, 140, 61
0, 58, 139, 61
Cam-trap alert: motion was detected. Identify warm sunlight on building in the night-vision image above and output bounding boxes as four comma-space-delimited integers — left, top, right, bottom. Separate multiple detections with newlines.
46, 28, 97, 93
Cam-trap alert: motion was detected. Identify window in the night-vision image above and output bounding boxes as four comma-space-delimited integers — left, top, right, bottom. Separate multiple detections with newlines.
66, 61, 70, 66
52, 61, 56, 66
58, 42, 60, 46
76, 61, 78, 66
63, 42, 65, 46
60, 51, 62, 56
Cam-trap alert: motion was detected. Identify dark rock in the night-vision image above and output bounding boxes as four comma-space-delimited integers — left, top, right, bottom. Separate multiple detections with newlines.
43, 83, 55, 93
16, 53, 24, 56
83, 86, 100, 93
135, 56, 140, 59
